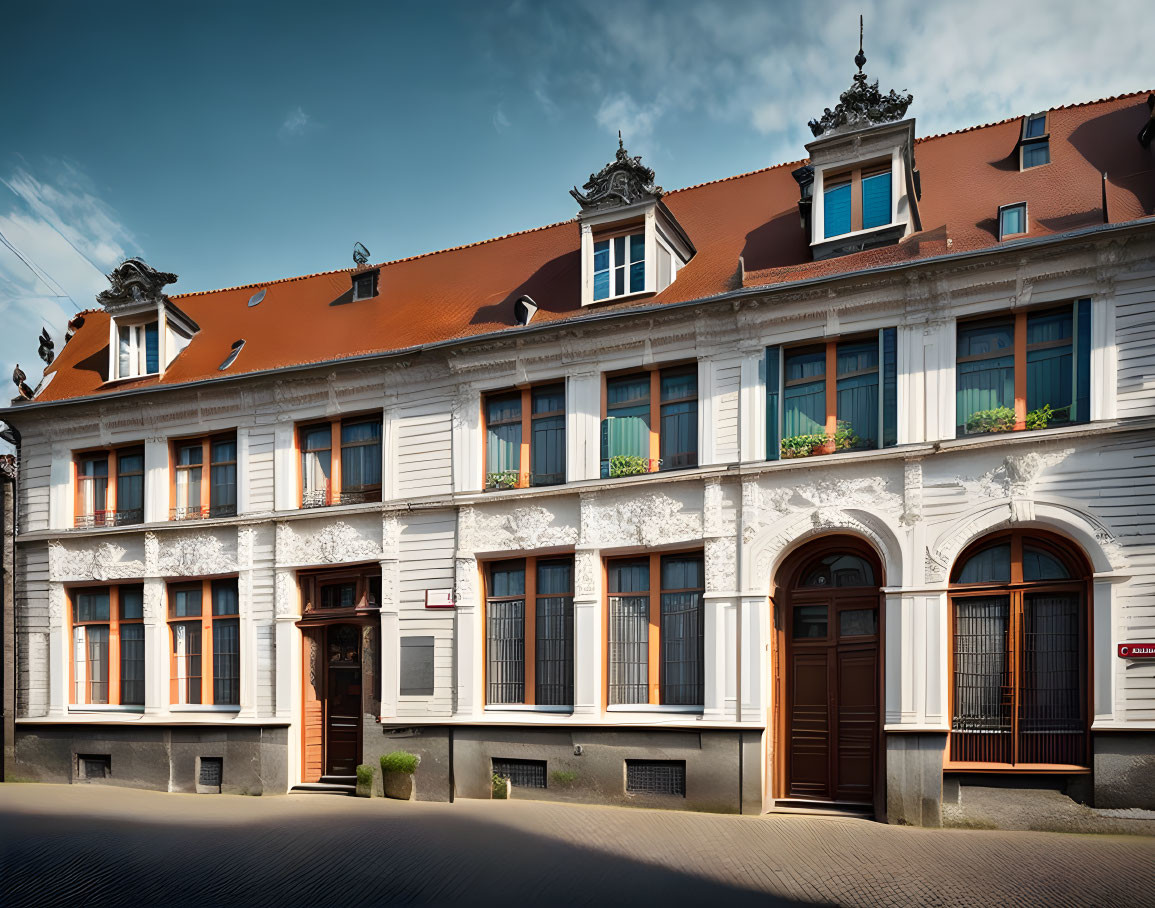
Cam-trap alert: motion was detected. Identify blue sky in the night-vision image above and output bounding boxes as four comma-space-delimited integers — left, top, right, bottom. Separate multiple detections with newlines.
1, 0, 1151, 405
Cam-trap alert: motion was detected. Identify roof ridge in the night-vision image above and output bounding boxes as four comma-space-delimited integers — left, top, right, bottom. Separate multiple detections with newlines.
172, 88, 1153, 302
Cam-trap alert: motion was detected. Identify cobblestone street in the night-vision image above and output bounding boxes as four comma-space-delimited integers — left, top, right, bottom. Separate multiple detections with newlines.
2, 784, 1153, 907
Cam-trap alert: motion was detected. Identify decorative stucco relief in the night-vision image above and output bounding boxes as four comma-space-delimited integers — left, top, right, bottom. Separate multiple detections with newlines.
237, 525, 256, 569
703, 477, 737, 538
964, 449, 1073, 500
454, 557, 477, 603
143, 581, 163, 621
157, 532, 237, 577
574, 549, 597, 599
379, 559, 399, 611
901, 460, 923, 526
463, 504, 578, 554
276, 520, 381, 566
752, 508, 885, 590
382, 512, 401, 559
47, 583, 65, 622
49, 540, 145, 582
705, 537, 737, 593
742, 474, 901, 544
274, 569, 298, 618
580, 490, 702, 548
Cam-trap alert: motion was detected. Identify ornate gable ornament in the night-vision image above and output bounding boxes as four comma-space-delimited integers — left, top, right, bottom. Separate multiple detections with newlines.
571, 133, 663, 213
97, 257, 178, 311
808, 20, 912, 138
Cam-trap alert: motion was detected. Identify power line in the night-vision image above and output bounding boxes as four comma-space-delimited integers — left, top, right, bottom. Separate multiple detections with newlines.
0, 227, 81, 311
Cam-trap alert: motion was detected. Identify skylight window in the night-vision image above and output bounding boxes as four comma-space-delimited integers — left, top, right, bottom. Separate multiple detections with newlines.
218, 340, 245, 371
247, 288, 266, 307
1019, 112, 1050, 169
999, 202, 1027, 240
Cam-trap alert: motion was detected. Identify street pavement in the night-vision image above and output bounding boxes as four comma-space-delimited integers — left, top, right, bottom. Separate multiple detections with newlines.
1, 784, 1153, 907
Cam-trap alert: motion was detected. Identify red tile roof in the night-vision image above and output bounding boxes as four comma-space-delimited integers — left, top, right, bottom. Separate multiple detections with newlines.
29, 91, 1155, 405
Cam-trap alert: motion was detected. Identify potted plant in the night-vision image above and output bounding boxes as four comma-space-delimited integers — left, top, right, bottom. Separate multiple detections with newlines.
780, 433, 828, 459
485, 470, 519, 491
1025, 404, 1054, 430
355, 763, 375, 798
492, 772, 512, 800
833, 420, 860, 452
380, 750, 419, 800
965, 406, 1017, 434
609, 454, 651, 477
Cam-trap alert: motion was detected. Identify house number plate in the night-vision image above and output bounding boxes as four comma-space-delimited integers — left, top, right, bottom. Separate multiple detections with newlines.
1118, 644, 1155, 658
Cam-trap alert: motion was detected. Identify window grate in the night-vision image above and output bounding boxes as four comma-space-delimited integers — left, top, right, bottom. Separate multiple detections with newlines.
199, 757, 223, 789
492, 758, 547, 789
79, 754, 110, 780
626, 760, 685, 796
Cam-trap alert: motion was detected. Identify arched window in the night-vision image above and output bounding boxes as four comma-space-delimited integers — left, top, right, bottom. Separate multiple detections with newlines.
950, 531, 1088, 768
798, 553, 876, 588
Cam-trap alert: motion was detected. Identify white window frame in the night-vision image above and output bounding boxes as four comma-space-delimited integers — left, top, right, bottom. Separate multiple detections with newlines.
593, 231, 646, 303
115, 319, 160, 380
998, 201, 1028, 241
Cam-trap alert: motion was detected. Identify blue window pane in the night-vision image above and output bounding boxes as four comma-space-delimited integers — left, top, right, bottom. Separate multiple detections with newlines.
490, 562, 526, 598
765, 346, 780, 461
861, 172, 891, 229
145, 322, 159, 373
1001, 205, 1026, 237
593, 270, 610, 301
609, 559, 649, 594
824, 182, 852, 238
1022, 142, 1049, 168
607, 374, 650, 410
957, 544, 1011, 584
785, 349, 825, 382
593, 240, 609, 271
615, 265, 625, 296
1073, 299, 1091, 423
958, 321, 1014, 359
630, 261, 645, 293
629, 233, 645, 262
881, 328, 898, 448
1022, 546, 1070, 582
1025, 115, 1046, 139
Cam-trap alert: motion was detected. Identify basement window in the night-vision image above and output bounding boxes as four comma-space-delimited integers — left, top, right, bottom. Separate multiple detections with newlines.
77, 753, 111, 781
625, 760, 685, 796
491, 758, 547, 789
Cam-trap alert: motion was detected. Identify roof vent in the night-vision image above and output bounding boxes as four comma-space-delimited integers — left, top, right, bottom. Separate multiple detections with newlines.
218, 339, 245, 371
247, 288, 266, 307
514, 295, 538, 326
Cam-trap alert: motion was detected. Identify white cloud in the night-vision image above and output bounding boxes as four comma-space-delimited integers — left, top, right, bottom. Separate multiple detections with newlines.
279, 106, 315, 139
493, 104, 512, 132
0, 161, 136, 414
596, 92, 666, 145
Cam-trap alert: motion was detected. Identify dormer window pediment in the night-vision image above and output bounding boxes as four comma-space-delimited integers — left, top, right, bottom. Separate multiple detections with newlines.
98, 258, 196, 382
573, 136, 694, 308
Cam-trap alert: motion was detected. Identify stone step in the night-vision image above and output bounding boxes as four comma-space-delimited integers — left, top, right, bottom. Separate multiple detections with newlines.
290, 782, 355, 796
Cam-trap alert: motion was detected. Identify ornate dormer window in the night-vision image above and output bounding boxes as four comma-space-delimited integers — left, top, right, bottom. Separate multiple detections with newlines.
572, 135, 694, 308
802, 21, 920, 261
97, 259, 198, 382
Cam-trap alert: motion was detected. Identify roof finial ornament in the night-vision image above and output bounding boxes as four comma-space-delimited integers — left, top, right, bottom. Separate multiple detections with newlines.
618, 130, 624, 152
854, 15, 867, 82
571, 134, 662, 212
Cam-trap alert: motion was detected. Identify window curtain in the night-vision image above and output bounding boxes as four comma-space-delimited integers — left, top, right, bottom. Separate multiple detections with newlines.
535, 560, 573, 706
301, 428, 332, 499
957, 321, 1014, 434
172, 623, 202, 705
659, 371, 698, 470
210, 439, 237, 514
87, 625, 110, 704
1026, 309, 1073, 419
783, 350, 826, 438
836, 341, 879, 449
608, 560, 650, 705
824, 183, 851, 237
951, 596, 1012, 763
593, 239, 610, 300
659, 555, 703, 706
485, 397, 521, 474
119, 624, 145, 706
766, 346, 781, 460
340, 421, 382, 491
486, 564, 525, 704
144, 322, 159, 373
530, 386, 565, 486
861, 172, 891, 229
116, 452, 144, 519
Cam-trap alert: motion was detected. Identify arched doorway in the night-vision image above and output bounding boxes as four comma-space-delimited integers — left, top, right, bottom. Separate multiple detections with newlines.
948, 530, 1090, 768
775, 537, 883, 806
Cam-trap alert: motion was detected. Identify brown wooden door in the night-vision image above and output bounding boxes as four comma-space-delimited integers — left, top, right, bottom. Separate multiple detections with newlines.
324, 624, 362, 777
785, 588, 880, 804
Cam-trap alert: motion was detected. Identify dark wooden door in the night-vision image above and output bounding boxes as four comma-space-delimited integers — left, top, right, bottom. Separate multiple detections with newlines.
324, 624, 362, 776
786, 591, 879, 804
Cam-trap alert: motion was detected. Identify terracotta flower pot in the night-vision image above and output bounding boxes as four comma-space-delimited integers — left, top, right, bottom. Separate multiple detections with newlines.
383, 770, 415, 800
812, 440, 836, 456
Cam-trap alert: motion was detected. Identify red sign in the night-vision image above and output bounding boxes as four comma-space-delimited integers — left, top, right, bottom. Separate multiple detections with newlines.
1118, 643, 1155, 658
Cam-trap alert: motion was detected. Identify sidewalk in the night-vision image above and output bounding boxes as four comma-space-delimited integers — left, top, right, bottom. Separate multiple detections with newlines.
2, 784, 1153, 907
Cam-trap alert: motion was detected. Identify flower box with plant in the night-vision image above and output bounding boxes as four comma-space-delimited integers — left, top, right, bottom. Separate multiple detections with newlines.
780, 433, 828, 459
492, 772, 512, 800
609, 454, 653, 478
485, 470, 520, 491
965, 406, 1017, 434
380, 750, 420, 800
833, 420, 860, 452
355, 763, 375, 798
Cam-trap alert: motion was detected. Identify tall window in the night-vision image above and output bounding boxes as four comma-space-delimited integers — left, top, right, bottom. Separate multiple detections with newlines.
171, 434, 237, 520
607, 552, 703, 708
957, 300, 1091, 436
485, 557, 574, 707
299, 414, 382, 507
950, 531, 1087, 767
70, 585, 144, 707
169, 579, 240, 707
823, 162, 892, 238
767, 330, 897, 459
593, 232, 645, 301
1019, 112, 1050, 170
116, 320, 160, 379
74, 445, 144, 527
483, 383, 566, 490
602, 366, 698, 477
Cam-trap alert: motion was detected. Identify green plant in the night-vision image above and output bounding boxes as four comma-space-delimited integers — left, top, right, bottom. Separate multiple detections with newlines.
965, 406, 1017, 435
833, 420, 860, 451
1025, 404, 1054, 430
551, 770, 578, 785
356, 763, 375, 787
780, 433, 828, 458
492, 773, 510, 798
380, 751, 419, 775
485, 470, 519, 489
609, 454, 651, 477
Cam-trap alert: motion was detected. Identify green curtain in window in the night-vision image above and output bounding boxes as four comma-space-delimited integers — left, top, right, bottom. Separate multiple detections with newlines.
784, 381, 825, 437
486, 397, 521, 474
765, 346, 780, 460
957, 355, 1014, 433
